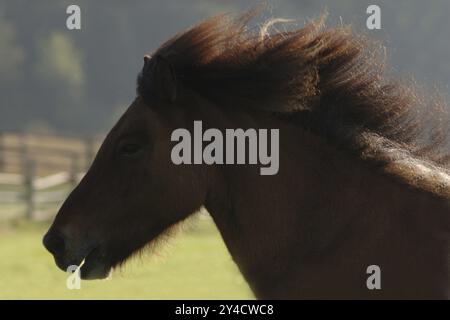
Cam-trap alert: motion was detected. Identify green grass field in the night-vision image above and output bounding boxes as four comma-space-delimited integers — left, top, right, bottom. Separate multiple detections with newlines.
0, 217, 253, 299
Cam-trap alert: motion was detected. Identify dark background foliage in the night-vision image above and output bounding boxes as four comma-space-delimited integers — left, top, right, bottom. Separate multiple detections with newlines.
1, 0, 448, 135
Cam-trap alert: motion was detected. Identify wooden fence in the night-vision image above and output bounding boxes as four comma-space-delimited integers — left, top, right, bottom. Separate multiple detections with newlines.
0, 132, 102, 221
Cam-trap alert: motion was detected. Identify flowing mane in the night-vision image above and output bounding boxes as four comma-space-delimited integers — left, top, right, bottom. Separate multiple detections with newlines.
137, 13, 450, 196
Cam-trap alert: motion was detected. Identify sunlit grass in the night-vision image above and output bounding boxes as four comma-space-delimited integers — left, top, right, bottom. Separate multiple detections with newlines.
0, 218, 253, 299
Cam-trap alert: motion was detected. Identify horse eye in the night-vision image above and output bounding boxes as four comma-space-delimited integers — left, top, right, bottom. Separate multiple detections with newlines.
118, 142, 143, 157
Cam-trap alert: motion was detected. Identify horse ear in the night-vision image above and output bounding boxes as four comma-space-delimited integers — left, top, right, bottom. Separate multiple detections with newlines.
143, 55, 151, 68
142, 54, 178, 103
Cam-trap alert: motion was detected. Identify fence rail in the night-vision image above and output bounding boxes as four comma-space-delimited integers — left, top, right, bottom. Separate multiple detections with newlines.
0, 131, 101, 221
0, 170, 85, 221
0, 173, 23, 185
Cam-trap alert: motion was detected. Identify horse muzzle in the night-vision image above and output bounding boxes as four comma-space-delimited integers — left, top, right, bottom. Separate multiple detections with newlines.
43, 230, 111, 280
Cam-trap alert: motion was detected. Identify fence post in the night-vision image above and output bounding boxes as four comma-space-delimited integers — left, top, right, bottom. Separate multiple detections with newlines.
20, 134, 28, 174
24, 160, 36, 220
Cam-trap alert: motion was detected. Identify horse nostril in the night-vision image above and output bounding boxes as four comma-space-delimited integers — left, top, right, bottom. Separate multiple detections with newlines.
43, 232, 66, 256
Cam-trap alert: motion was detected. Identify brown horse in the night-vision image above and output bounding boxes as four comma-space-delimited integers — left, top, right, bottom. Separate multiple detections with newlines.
43, 13, 450, 299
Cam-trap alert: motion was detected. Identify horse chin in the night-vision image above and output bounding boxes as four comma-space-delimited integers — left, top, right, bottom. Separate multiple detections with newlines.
80, 264, 111, 280
79, 246, 112, 280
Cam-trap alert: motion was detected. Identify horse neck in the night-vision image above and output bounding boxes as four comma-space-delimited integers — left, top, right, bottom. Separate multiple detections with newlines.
203, 120, 449, 299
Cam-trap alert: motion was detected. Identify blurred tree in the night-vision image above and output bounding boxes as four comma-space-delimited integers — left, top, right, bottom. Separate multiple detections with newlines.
30, 31, 87, 133
34, 31, 84, 96
0, 15, 25, 83
0, 13, 26, 130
